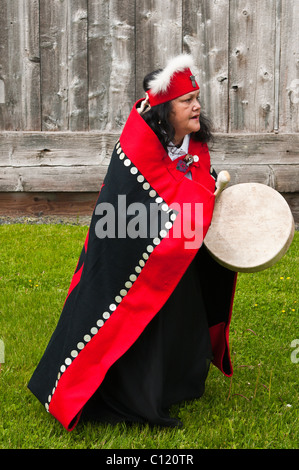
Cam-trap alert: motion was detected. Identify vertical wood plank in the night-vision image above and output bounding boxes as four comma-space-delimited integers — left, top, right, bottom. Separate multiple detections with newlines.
0, 0, 23, 130
229, 0, 276, 132
88, 0, 135, 131
183, 0, 229, 132
68, 0, 89, 131
135, 0, 183, 100
107, 0, 135, 130
0, 0, 11, 127
40, 0, 68, 130
0, 0, 41, 131
88, 0, 111, 130
280, 0, 299, 132
21, 0, 41, 130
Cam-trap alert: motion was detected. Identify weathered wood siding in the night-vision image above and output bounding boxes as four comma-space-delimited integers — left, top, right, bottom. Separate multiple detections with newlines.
0, 0, 298, 220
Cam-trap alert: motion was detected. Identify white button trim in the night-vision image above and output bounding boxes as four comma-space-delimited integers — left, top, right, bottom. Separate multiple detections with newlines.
46, 141, 177, 411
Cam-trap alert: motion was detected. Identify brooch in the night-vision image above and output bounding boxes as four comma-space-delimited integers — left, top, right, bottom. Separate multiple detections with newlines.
176, 154, 199, 173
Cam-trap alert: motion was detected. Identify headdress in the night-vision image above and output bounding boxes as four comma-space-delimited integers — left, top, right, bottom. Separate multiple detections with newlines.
146, 54, 199, 107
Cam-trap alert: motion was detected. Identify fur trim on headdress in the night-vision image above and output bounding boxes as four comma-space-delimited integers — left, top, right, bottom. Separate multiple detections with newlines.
148, 54, 195, 95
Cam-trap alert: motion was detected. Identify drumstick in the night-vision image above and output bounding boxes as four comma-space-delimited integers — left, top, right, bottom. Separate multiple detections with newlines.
214, 170, 231, 197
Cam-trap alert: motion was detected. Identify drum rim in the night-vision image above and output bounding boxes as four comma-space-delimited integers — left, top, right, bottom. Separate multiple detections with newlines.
203, 182, 295, 273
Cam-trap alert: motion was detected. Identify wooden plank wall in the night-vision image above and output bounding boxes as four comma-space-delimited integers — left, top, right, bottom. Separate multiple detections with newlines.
0, 0, 298, 221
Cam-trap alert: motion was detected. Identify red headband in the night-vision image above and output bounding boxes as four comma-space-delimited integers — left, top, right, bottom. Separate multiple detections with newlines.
146, 55, 200, 106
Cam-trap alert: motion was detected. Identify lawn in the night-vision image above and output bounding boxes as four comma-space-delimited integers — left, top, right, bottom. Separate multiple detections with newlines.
0, 223, 298, 449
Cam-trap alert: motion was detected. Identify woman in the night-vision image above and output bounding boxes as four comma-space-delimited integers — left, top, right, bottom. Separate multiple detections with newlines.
28, 54, 237, 431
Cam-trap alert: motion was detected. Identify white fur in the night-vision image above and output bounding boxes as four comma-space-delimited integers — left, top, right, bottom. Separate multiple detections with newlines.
148, 54, 195, 95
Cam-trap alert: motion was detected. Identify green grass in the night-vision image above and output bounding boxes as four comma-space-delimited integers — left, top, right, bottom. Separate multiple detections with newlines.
0, 223, 298, 449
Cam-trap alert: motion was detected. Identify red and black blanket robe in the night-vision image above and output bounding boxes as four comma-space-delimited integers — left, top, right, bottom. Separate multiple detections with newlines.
28, 100, 237, 431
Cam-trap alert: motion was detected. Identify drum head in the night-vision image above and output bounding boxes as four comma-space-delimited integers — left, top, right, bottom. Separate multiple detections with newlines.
204, 183, 295, 273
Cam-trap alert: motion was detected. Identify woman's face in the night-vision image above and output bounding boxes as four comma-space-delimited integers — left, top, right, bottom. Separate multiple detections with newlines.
168, 90, 201, 145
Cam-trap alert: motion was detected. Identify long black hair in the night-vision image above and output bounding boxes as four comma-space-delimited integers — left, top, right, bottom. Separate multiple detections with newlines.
140, 70, 214, 151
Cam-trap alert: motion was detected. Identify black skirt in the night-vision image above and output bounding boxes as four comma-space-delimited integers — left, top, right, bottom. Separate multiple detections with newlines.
81, 249, 213, 427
